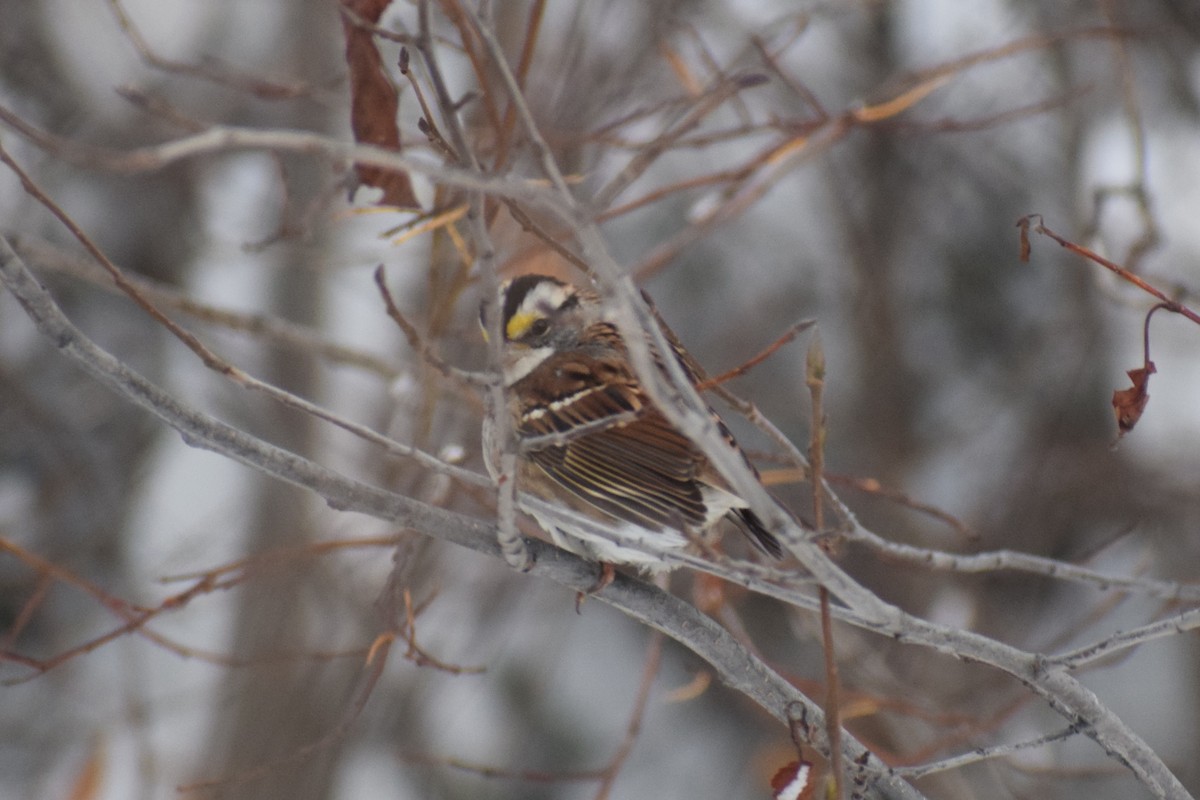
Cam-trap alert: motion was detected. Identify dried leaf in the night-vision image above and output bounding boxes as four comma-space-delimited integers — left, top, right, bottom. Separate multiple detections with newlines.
1112, 361, 1155, 436
770, 759, 816, 800
1016, 215, 1032, 262
340, 0, 420, 208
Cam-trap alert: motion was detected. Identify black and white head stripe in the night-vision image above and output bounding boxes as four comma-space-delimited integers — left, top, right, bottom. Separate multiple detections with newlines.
500, 274, 580, 342
501, 274, 562, 336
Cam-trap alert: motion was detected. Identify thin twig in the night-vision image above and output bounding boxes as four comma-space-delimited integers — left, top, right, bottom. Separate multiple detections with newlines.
416, 0, 529, 569
435, 31, 1193, 796
592, 632, 662, 799
1018, 214, 1200, 326
821, 472, 978, 541
180, 615, 393, 792
590, 72, 769, 213
894, 724, 1085, 780
106, 0, 315, 99
3, 234, 1189, 797
1047, 607, 1200, 670
0, 145, 488, 488
492, 0, 547, 171
500, 197, 592, 274
696, 319, 814, 391
839, 524, 1200, 602
750, 26, 827, 120
14, 235, 399, 378
399, 753, 606, 783
373, 264, 488, 387
400, 588, 487, 674
436, 0, 504, 154
461, 5, 574, 199
807, 334, 844, 798
398, 46, 458, 161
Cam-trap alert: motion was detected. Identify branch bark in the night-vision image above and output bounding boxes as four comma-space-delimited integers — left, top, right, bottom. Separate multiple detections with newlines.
0, 235, 925, 800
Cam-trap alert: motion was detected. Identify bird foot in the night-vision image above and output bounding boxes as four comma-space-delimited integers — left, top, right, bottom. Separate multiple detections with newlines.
575, 562, 616, 613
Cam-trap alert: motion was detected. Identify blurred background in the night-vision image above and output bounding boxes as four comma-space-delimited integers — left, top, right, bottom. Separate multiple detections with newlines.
1, 1, 1199, 798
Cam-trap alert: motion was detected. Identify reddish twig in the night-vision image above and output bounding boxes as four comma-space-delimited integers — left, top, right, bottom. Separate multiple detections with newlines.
106, 0, 314, 99
0, 537, 237, 683
436, 0, 504, 154
398, 46, 456, 160
683, 24, 754, 124
592, 632, 663, 800
499, 199, 593, 274
0, 144, 233, 375
0, 572, 52, 651
805, 335, 844, 798
160, 535, 403, 585
750, 23, 828, 121
180, 625, 393, 793
696, 319, 815, 391
400, 588, 486, 674
13, 236, 388, 377
884, 89, 1087, 135
1018, 214, 1197, 435
1017, 214, 1200, 325
1, 144, 481, 484
591, 72, 769, 212
825, 474, 978, 542
399, 753, 607, 783
492, 0, 546, 171
2, 536, 377, 677
373, 264, 487, 387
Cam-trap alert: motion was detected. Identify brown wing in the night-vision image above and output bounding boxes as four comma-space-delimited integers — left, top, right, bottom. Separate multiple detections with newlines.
644, 300, 784, 557
514, 348, 709, 531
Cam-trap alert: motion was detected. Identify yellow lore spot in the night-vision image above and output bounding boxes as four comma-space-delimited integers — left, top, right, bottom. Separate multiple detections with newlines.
505, 310, 539, 341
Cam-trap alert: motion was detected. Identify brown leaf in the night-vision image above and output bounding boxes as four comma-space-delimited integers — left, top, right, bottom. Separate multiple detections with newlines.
340, 0, 420, 209
1112, 361, 1156, 436
770, 759, 817, 800
1017, 217, 1031, 262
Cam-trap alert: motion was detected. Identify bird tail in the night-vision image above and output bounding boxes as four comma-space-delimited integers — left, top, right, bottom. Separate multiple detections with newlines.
733, 507, 784, 559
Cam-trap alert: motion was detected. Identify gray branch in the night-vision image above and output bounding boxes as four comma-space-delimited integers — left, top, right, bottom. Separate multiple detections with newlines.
0, 236, 924, 800
3, 110, 1195, 800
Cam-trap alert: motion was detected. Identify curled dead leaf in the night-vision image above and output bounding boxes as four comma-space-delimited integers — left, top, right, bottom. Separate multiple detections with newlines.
340, 0, 420, 209
770, 758, 817, 800
1112, 361, 1156, 436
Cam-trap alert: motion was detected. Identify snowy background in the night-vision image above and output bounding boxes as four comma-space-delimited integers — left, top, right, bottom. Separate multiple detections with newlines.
2, 1, 1199, 799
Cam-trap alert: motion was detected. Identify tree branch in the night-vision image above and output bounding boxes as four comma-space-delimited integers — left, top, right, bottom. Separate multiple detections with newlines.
0, 234, 924, 799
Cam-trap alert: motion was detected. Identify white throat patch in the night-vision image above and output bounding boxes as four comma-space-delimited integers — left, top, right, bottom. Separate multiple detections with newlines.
504, 345, 553, 386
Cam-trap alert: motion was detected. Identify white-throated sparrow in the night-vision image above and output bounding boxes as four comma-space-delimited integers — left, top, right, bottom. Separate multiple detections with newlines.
482, 273, 783, 572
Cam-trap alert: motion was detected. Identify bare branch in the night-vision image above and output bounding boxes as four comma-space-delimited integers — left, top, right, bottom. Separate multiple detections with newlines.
1049, 607, 1200, 670
0, 234, 921, 798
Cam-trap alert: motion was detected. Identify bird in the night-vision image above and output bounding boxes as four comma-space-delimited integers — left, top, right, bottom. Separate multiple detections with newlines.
481, 273, 784, 575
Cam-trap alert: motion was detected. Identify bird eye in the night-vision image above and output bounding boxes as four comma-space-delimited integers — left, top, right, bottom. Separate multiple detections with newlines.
529, 318, 550, 337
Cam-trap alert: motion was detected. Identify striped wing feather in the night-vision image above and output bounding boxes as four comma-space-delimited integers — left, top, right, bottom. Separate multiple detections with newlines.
515, 349, 709, 531
512, 317, 785, 559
